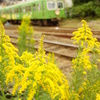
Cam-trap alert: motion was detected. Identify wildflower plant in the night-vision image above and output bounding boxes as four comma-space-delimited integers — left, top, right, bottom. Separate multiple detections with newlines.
6, 36, 69, 100
96, 93, 100, 100
18, 15, 34, 55
0, 21, 18, 99
2, 17, 100, 100
70, 20, 100, 100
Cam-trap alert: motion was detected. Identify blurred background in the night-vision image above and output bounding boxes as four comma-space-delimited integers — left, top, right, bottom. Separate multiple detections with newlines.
0, 0, 100, 18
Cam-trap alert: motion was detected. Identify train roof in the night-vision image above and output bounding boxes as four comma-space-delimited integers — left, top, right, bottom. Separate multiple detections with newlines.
0, 0, 42, 10
0, 0, 64, 11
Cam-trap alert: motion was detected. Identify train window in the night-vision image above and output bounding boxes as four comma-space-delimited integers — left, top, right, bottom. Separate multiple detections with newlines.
15, 9, 16, 13
14, 9, 16, 13
37, 4, 41, 11
29, 6, 31, 11
33, 4, 36, 11
20, 7, 22, 12
16, 8, 18, 13
26, 6, 29, 12
23, 7, 25, 13
12, 9, 14, 13
47, 1, 55, 10
15, 9, 17, 13
57, 2, 63, 9
2, 11, 3, 15
26, 6, 28, 12
4, 11, 5, 14
7, 10, 9, 14
9, 10, 11, 14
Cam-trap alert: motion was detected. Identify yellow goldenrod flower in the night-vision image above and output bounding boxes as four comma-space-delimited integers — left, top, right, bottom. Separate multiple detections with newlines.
96, 93, 100, 100
34, 72, 42, 81
71, 20, 100, 100
83, 71, 87, 75
6, 35, 69, 100
78, 87, 84, 94
0, 56, 2, 62
18, 15, 34, 55
27, 89, 36, 100
0, 20, 19, 99
82, 82, 86, 86
12, 84, 19, 95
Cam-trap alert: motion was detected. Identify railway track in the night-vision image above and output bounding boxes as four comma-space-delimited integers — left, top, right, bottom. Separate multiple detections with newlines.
4, 25, 100, 77
6, 33, 74, 77
7, 34, 77, 59
5, 25, 100, 61
4, 25, 100, 41
4, 25, 100, 34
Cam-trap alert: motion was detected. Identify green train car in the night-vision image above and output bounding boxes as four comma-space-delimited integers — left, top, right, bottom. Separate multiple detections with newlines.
0, 0, 66, 25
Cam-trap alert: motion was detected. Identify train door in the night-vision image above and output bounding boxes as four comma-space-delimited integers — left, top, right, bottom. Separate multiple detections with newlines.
8, 10, 11, 20
37, 1, 43, 19
8, 9, 11, 20
32, 3, 37, 19
31, 1, 44, 19
46, 0, 56, 16
10, 8, 12, 20
19, 7, 22, 20
26, 5, 32, 18
12, 9, 15, 20
12, 7, 18, 20
22, 6, 26, 18
42, 1, 45, 18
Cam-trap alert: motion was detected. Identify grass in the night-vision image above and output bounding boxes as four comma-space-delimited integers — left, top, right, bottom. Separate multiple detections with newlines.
59, 18, 100, 30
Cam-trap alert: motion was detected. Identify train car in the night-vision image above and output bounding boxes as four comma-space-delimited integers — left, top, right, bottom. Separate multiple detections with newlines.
0, 0, 66, 26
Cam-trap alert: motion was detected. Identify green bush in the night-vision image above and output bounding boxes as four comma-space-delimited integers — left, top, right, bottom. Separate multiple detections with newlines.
95, 7, 100, 17
72, 0, 100, 5
67, 1, 100, 18
0, 17, 7, 24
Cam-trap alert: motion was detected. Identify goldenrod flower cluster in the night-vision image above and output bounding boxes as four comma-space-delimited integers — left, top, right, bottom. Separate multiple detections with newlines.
0, 20, 18, 99
18, 15, 34, 55
0, 19, 69, 99
70, 20, 100, 100
0, 20, 18, 75
96, 93, 100, 100
1, 18, 100, 100
6, 36, 69, 100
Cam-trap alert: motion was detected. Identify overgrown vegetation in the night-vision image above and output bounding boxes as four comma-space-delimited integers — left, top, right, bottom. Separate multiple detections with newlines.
70, 20, 100, 100
0, 17, 7, 24
18, 15, 35, 55
0, 19, 100, 100
67, 0, 100, 18
0, 20, 18, 99
73, 0, 100, 5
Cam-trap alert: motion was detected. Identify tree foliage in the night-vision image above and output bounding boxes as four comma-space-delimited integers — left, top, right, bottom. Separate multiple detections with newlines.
0, 0, 3, 3
67, 0, 100, 18
73, 0, 100, 5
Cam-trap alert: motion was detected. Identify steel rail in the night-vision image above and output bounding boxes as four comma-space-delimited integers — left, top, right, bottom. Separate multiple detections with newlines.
4, 25, 100, 35
5, 29, 100, 41
7, 34, 77, 59
12, 40, 76, 59
42, 32, 100, 41
7, 34, 78, 48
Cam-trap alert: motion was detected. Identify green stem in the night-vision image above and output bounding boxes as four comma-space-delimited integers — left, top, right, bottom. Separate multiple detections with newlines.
1, 83, 6, 100
0, 37, 6, 100
36, 86, 40, 100
36, 91, 39, 100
